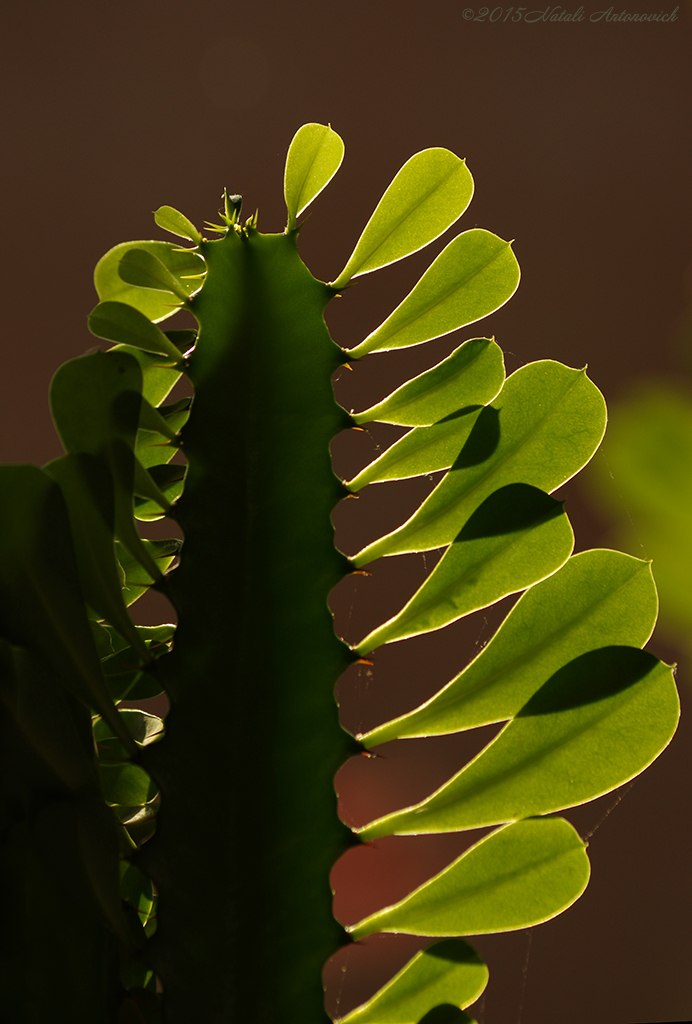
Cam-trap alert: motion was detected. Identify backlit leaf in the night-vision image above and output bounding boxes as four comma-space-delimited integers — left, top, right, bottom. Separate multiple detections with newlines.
110, 344, 183, 407
353, 361, 606, 565
100, 623, 174, 701
332, 150, 474, 288
361, 550, 658, 744
347, 408, 483, 489
351, 338, 505, 427
94, 240, 204, 322
120, 861, 156, 930
118, 248, 190, 302
347, 818, 589, 938
348, 232, 519, 358
115, 539, 180, 607
356, 485, 573, 653
335, 939, 487, 1024
88, 301, 184, 362
154, 205, 202, 244
284, 123, 345, 228
359, 650, 678, 839
99, 762, 158, 808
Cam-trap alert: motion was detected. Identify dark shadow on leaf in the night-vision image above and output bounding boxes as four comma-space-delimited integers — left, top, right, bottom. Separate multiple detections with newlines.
454, 483, 564, 542
517, 646, 660, 716
112, 389, 144, 433
418, 1005, 474, 1024
449, 405, 500, 469
436, 405, 483, 424
425, 938, 484, 965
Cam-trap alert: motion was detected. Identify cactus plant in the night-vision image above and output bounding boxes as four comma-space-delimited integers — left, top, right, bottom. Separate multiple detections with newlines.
0, 123, 679, 1024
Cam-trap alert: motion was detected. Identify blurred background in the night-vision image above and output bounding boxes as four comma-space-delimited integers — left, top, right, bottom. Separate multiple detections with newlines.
1, 2, 690, 1021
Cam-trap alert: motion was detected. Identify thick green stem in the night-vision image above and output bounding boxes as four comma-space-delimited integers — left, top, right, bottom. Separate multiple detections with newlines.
139, 228, 355, 1022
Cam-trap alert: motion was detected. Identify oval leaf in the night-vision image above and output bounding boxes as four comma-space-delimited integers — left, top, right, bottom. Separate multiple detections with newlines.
94, 708, 164, 748
99, 761, 158, 808
357, 485, 574, 653
354, 361, 606, 565
347, 818, 590, 938
362, 550, 659, 744
120, 861, 156, 929
348, 231, 520, 357
154, 205, 202, 244
115, 538, 180, 607
335, 939, 488, 1024
284, 123, 345, 228
119, 249, 189, 302
94, 240, 205, 323
359, 649, 678, 839
332, 150, 474, 288
110, 344, 183, 408
347, 408, 484, 490
88, 301, 184, 361
351, 338, 505, 428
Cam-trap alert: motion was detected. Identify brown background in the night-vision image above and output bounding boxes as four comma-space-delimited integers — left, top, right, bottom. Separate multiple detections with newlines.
1, 2, 691, 1021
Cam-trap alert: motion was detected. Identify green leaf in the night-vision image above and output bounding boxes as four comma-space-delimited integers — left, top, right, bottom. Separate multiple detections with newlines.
120, 861, 156, 929
335, 939, 488, 1024
132, 458, 173, 515
348, 232, 520, 358
50, 350, 162, 580
110, 344, 183, 408
93, 709, 164, 754
351, 339, 505, 427
138, 396, 182, 442
354, 361, 606, 565
136, 398, 190, 471
99, 761, 158, 808
332, 150, 474, 288
117, 802, 160, 851
94, 240, 204, 322
134, 462, 186, 521
284, 123, 345, 229
118, 248, 190, 302
347, 817, 590, 938
88, 301, 184, 362
362, 550, 658, 744
359, 649, 678, 840
134, 433, 177, 472
115, 539, 180, 607
44, 454, 147, 659
154, 205, 202, 244
0, 465, 135, 753
357, 485, 574, 653
100, 623, 174, 701
347, 408, 484, 489
50, 349, 142, 456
